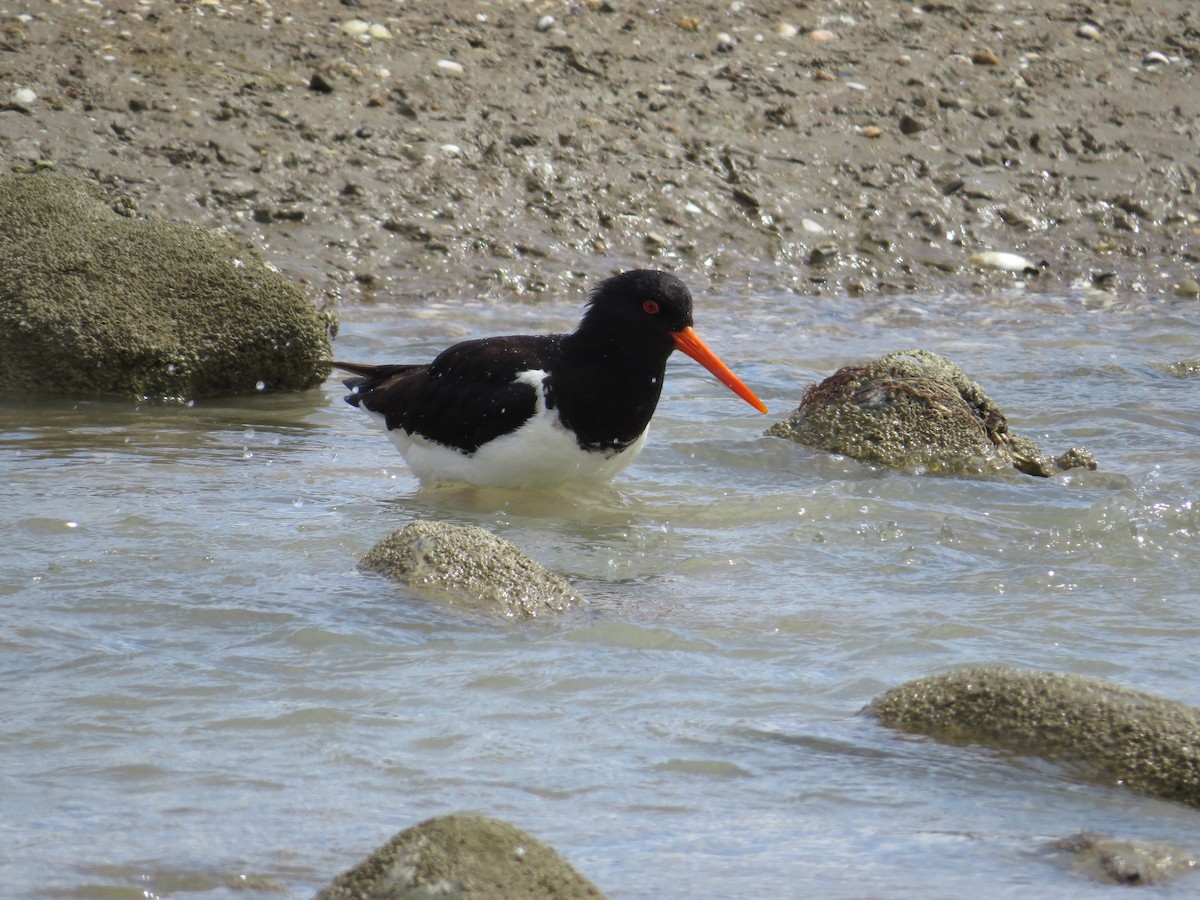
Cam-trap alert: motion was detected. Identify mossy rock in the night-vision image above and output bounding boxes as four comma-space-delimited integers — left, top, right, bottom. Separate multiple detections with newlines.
868, 666, 1200, 807
0, 169, 335, 400
359, 521, 579, 619
314, 813, 606, 900
767, 349, 1095, 476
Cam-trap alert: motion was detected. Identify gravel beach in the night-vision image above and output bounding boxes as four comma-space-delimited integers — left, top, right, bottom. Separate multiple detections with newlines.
2, 0, 1197, 304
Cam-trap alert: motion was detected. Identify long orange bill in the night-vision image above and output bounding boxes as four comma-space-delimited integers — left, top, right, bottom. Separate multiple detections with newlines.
672, 326, 768, 414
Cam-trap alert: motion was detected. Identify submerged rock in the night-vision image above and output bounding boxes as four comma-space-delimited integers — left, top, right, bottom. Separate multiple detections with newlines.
868, 666, 1200, 808
0, 169, 335, 400
1043, 832, 1197, 886
766, 349, 1096, 476
359, 520, 579, 619
314, 813, 606, 900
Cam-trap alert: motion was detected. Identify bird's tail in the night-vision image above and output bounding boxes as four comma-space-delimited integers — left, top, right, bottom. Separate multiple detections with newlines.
324, 361, 423, 407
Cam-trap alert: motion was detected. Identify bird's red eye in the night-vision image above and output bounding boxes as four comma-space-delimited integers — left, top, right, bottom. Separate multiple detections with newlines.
643, 300, 660, 314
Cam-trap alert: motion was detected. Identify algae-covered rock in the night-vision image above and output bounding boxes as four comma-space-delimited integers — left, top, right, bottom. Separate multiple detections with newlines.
359, 520, 579, 619
314, 813, 606, 900
0, 169, 335, 400
868, 666, 1200, 807
767, 349, 1096, 476
1043, 832, 1197, 886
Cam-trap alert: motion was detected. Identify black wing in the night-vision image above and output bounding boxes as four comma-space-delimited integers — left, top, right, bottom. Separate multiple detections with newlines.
332, 334, 565, 454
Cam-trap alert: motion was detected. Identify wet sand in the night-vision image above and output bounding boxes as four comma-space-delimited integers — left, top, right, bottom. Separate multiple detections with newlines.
2, 0, 1196, 305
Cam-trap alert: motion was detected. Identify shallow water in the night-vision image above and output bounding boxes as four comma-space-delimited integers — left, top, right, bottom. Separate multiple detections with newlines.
4, 284, 1200, 898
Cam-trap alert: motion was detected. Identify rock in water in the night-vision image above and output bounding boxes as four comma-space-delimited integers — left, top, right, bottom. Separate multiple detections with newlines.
767, 349, 1096, 476
314, 813, 606, 899
359, 520, 579, 619
1043, 832, 1197, 886
0, 169, 335, 400
868, 666, 1200, 808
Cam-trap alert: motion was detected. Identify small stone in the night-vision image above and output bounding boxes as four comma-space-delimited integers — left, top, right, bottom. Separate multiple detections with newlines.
773, 22, 799, 38
898, 114, 926, 135
436, 59, 465, 76
814, 70, 837, 81
439, 144, 463, 156
861, 125, 883, 138
367, 23, 392, 40
809, 242, 838, 264
536, 15, 555, 31
340, 18, 370, 37
998, 207, 1035, 229
1175, 279, 1200, 298
972, 48, 1001, 65
308, 73, 334, 94
1076, 23, 1102, 40
1142, 51, 1170, 66
11, 87, 36, 106
801, 218, 825, 234
809, 29, 837, 41
677, 16, 700, 32
716, 32, 736, 52
969, 250, 1035, 272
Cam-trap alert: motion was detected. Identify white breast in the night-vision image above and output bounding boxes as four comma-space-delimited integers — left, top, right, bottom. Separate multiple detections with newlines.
365, 369, 648, 488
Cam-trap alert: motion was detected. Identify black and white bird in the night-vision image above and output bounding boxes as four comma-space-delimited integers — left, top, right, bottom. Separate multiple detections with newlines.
331, 269, 766, 487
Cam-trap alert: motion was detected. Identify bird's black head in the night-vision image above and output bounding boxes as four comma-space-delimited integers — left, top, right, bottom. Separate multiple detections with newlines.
576, 269, 695, 349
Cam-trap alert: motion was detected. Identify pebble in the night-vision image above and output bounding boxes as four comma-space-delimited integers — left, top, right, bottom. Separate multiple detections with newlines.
1142, 51, 1170, 66
809, 29, 837, 42
11, 87, 36, 106
308, 73, 334, 94
716, 32, 736, 52
970, 250, 1034, 272
809, 243, 839, 264
972, 48, 1001, 66
861, 125, 883, 138
773, 22, 799, 38
801, 218, 825, 234
998, 207, 1035, 229
1076, 23, 1101, 40
1175, 279, 1200, 298
340, 18, 392, 41
436, 59, 465, 76
439, 144, 463, 156
536, 15, 555, 32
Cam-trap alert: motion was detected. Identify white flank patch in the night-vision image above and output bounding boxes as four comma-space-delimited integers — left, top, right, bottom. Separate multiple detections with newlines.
364, 370, 647, 487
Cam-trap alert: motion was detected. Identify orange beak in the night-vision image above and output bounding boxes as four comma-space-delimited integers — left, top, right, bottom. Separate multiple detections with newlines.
672, 327, 768, 414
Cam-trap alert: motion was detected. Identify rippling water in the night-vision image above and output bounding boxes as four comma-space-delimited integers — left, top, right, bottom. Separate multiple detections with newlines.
4, 285, 1200, 898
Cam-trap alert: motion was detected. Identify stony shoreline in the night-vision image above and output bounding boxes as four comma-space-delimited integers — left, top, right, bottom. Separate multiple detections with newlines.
2, 0, 1196, 305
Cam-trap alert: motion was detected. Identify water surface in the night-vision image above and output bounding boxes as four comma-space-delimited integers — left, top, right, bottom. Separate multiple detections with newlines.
4, 285, 1200, 898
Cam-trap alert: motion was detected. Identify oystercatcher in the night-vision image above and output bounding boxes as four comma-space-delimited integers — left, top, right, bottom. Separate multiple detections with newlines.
331, 269, 767, 487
